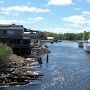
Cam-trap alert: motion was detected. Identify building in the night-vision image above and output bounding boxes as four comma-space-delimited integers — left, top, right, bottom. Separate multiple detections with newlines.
23, 29, 41, 47
0, 24, 31, 55
39, 32, 47, 40
47, 37, 54, 40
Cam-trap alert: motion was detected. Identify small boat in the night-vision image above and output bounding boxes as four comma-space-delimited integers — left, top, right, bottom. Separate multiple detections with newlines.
83, 43, 90, 52
78, 40, 84, 47
83, 38, 90, 52
54, 39, 58, 43
58, 40, 62, 42
50, 40, 54, 43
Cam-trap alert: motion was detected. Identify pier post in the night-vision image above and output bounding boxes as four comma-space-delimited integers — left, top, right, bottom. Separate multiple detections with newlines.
40, 57, 42, 64
46, 54, 49, 64
38, 57, 42, 64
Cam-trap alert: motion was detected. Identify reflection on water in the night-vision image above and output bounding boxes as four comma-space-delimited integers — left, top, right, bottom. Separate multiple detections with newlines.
1, 41, 90, 90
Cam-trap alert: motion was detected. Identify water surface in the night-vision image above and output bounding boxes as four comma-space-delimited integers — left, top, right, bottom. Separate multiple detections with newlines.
1, 41, 90, 90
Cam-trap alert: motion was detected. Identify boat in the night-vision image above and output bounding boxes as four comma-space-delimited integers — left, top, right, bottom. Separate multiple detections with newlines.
78, 40, 84, 47
78, 31, 87, 47
50, 40, 54, 43
83, 38, 90, 52
58, 40, 62, 42
83, 43, 90, 52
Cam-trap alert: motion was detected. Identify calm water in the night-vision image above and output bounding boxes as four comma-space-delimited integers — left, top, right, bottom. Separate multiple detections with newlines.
1, 41, 90, 90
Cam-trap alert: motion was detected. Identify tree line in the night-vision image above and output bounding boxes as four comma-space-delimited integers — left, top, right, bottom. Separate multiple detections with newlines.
43, 31, 90, 40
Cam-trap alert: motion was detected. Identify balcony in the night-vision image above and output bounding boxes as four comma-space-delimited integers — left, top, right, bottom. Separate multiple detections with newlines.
0, 33, 23, 39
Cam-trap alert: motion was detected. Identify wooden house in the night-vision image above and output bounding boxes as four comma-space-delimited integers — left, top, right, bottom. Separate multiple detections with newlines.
0, 24, 31, 55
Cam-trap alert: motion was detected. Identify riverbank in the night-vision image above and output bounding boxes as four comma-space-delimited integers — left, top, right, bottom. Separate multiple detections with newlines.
0, 51, 40, 86
0, 43, 50, 86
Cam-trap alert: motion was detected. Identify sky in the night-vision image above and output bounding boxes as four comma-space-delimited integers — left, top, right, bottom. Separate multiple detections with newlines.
0, 0, 90, 34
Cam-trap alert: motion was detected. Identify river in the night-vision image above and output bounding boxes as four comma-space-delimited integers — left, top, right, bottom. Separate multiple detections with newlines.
1, 41, 90, 90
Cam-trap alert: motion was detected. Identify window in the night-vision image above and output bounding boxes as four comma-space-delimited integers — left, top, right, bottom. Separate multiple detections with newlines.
10, 39, 20, 44
10, 39, 13, 44
17, 39, 20, 44
3, 30, 6, 34
1, 38, 5, 43
7, 31, 14, 34
23, 39, 29, 44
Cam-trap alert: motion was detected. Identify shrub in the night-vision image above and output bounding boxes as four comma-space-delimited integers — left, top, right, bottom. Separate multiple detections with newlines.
0, 43, 12, 58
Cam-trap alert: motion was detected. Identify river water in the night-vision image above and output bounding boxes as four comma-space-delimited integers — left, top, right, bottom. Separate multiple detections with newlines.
1, 41, 90, 90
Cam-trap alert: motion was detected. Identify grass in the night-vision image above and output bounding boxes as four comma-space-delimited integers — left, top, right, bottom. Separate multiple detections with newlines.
0, 43, 12, 58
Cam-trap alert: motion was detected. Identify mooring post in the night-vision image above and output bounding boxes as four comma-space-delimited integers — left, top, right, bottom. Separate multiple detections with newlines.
40, 57, 42, 64
38, 57, 42, 64
38, 58, 40, 63
46, 54, 49, 64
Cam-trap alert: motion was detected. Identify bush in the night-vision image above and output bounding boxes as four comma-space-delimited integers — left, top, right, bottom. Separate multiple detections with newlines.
0, 43, 12, 58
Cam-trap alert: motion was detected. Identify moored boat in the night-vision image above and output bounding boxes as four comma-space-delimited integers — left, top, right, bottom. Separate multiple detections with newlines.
58, 40, 62, 42
83, 43, 90, 52
78, 41, 84, 47
50, 40, 54, 43
83, 38, 90, 52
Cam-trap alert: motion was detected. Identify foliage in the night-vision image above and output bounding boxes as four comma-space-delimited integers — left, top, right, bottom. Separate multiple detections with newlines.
43, 31, 90, 40
0, 43, 12, 58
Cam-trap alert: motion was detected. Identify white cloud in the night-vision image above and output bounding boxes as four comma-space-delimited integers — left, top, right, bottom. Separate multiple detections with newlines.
74, 8, 81, 11
12, 13, 19, 16
61, 15, 87, 25
0, 16, 44, 25
0, 6, 50, 13
27, 17, 44, 23
82, 11, 90, 15
59, 14, 90, 33
2, 11, 19, 16
43, 27, 84, 34
48, 0, 73, 6
2, 11, 10, 15
0, 18, 25, 24
87, 0, 90, 2
61, 15, 85, 22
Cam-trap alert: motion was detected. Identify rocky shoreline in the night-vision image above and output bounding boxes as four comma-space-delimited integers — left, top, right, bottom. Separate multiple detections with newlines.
0, 45, 50, 86
0, 53, 41, 86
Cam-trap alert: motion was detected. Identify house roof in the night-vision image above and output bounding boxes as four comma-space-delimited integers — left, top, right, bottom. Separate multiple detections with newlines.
0, 24, 24, 30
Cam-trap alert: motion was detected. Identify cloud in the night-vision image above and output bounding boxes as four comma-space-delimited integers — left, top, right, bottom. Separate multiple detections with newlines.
27, 17, 44, 23
86, 0, 90, 3
61, 15, 89, 26
82, 11, 90, 15
43, 27, 84, 34
0, 16, 44, 25
2, 11, 10, 15
0, 6, 50, 13
59, 14, 90, 33
48, 0, 73, 6
74, 8, 81, 11
12, 13, 19, 16
0, 18, 25, 24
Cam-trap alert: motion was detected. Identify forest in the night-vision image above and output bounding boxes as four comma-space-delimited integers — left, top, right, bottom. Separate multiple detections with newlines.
43, 31, 90, 40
